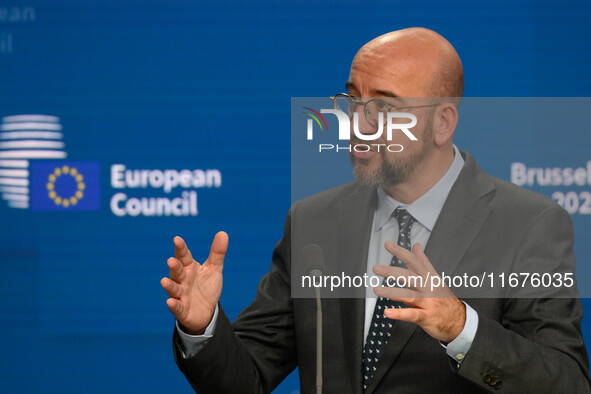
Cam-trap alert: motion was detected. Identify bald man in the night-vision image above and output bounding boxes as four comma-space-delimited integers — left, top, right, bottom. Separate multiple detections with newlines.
162, 28, 591, 393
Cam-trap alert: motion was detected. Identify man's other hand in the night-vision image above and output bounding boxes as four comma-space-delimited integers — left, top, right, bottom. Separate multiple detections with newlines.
373, 242, 466, 343
161, 232, 228, 334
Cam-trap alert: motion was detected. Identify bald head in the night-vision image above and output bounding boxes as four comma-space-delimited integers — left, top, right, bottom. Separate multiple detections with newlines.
350, 27, 463, 99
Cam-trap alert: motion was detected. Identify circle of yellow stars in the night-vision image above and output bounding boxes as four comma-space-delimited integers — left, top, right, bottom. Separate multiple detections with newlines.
46, 165, 85, 208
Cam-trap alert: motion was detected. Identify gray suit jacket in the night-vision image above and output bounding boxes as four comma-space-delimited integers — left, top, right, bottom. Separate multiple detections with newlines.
173, 151, 591, 393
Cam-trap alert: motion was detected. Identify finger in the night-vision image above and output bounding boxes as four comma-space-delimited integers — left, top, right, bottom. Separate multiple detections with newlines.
373, 286, 424, 307
167, 257, 186, 283
174, 236, 195, 267
373, 264, 412, 278
412, 243, 438, 275
372, 265, 425, 290
204, 231, 228, 270
161, 277, 182, 299
384, 306, 426, 324
384, 241, 429, 277
166, 298, 185, 318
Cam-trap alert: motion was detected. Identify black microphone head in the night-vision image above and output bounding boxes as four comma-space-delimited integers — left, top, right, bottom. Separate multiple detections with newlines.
303, 244, 325, 277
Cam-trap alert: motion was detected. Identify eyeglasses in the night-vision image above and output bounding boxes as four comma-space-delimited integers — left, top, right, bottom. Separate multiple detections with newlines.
330, 93, 439, 128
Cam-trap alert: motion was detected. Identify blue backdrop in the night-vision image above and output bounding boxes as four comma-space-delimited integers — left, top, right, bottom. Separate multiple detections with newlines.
0, 1, 590, 392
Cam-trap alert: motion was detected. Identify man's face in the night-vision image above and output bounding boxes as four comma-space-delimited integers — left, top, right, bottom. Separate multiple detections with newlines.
346, 45, 436, 188
348, 103, 434, 187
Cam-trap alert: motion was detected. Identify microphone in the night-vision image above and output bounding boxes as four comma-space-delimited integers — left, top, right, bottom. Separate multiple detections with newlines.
303, 244, 325, 394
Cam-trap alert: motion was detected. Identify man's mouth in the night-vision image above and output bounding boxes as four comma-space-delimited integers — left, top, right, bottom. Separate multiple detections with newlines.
350, 142, 379, 159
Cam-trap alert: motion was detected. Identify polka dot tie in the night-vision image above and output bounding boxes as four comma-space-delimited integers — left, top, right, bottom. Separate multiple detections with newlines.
362, 208, 416, 391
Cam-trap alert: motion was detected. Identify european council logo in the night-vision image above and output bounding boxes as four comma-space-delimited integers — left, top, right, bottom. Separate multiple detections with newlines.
0, 114, 66, 209
30, 161, 100, 211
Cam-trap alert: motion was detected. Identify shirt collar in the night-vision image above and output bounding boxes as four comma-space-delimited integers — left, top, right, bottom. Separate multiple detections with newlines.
375, 145, 465, 232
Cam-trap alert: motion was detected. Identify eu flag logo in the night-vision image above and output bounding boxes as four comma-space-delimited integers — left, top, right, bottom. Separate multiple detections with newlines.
30, 161, 100, 211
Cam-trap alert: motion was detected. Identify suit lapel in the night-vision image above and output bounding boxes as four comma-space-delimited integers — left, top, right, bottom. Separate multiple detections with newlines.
337, 184, 377, 393
424, 183, 492, 275
365, 319, 418, 393
425, 152, 495, 275
366, 152, 495, 393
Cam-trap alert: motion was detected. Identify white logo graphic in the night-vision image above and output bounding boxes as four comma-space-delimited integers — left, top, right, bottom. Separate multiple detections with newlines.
0, 114, 66, 209
303, 108, 418, 153
306, 110, 418, 141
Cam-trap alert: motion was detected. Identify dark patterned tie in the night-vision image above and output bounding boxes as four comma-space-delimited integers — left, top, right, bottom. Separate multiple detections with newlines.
363, 208, 416, 391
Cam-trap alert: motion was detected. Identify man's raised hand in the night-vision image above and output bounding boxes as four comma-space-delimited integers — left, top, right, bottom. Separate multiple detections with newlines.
160, 231, 228, 334
373, 242, 466, 343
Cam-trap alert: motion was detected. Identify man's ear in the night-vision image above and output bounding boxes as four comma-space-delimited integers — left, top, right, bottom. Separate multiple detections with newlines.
432, 102, 458, 146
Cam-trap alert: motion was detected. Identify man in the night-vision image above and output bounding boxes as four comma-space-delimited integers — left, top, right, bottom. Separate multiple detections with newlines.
161, 28, 591, 393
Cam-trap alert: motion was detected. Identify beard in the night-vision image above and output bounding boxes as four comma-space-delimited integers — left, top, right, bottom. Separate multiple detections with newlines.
349, 117, 434, 188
